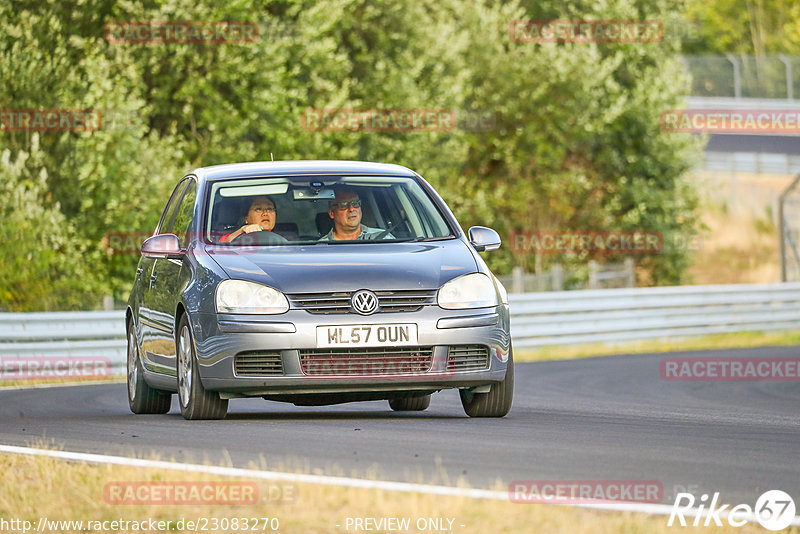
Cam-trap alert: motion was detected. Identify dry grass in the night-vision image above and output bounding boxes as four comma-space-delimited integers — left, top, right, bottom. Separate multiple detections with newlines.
516, 330, 800, 362
0, 375, 124, 389
688, 173, 781, 285
0, 449, 788, 533
687, 207, 778, 285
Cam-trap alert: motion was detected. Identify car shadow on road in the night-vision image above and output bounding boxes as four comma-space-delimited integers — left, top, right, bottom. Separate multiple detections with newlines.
210, 411, 467, 421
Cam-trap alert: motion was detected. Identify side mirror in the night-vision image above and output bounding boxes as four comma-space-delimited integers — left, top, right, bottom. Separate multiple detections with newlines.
468, 226, 501, 252
141, 234, 184, 259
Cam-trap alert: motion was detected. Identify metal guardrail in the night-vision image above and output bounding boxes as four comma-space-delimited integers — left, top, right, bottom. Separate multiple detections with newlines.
509, 282, 800, 347
0, 311, 125, 355
0, 284, 799, 373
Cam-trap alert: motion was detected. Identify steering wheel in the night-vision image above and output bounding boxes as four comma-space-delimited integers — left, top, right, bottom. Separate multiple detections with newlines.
230, 230, 288, 246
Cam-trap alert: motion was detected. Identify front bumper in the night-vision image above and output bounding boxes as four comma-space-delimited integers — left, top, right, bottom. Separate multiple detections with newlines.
189, 305, 511, 398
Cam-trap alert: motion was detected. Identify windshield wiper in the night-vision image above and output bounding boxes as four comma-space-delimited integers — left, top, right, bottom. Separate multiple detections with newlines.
407, 236, 454, 242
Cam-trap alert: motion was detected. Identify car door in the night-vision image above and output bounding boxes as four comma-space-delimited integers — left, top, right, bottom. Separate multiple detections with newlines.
139, 178, 192, 375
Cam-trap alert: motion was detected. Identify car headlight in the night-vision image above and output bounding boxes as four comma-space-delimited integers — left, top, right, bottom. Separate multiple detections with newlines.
215, 280, 289, 314
437, 273, 499, 310
494, 275, 509, 305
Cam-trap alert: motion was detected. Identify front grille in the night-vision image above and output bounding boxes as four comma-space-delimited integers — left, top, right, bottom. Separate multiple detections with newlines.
447, 345, 490, 371
234, 351, 284, 377
299, 346, 434, 376
287, 290, 437, 314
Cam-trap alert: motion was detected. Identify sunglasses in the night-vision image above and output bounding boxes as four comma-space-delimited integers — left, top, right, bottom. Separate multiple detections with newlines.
331, 199, 362, 210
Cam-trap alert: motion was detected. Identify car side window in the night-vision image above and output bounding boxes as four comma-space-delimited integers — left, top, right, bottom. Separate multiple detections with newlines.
173, 180, 197, 247
156, 180, 189, 235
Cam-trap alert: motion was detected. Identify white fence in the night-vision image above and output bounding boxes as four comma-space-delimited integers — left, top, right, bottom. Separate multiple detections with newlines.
0, 283, 799, 373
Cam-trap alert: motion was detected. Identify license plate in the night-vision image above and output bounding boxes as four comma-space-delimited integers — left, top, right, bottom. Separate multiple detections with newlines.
316, 324, 418, 348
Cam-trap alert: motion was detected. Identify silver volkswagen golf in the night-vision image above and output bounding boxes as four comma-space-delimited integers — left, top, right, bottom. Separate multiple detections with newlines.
126, 161, 513, 419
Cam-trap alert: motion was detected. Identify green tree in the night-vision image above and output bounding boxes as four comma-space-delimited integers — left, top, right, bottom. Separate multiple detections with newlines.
0, 0, 703, 309
434, 0, 703, 283
0, 1, 185, 306
0, 136, 105, 311
684, 0, 800, 54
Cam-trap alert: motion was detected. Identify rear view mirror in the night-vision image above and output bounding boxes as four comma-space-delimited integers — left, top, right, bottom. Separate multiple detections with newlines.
293, 187, 335, 200
468, 226, 501, 252
141, 234, 184, 259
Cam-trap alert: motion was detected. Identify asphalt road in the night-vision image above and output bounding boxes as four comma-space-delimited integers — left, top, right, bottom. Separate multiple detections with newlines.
1, 346, 798, 506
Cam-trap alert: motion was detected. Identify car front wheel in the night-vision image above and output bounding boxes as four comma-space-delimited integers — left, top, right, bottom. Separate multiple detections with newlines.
460, 351, 514, 418
127, 318, 171, 414
176, 315, 228, 420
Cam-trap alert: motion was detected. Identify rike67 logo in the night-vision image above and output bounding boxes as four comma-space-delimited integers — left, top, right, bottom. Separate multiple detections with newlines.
668, 490, 796, 531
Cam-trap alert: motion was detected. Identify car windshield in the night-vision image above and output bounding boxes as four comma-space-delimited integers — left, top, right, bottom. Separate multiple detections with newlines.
204, 175, 455, 245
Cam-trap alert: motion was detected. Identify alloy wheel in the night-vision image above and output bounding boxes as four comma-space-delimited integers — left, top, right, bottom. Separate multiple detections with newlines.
178, 325, 193, 408
127, 330, 138, 401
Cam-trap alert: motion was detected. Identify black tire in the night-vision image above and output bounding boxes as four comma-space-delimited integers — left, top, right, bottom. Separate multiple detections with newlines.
460, 353, 514, 418
127, 318, 171, 414
389, 394, 431, 411
176, 314, 228, 420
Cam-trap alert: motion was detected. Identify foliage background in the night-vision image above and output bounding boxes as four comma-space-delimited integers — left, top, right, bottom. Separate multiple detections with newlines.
0, 0, 725, 311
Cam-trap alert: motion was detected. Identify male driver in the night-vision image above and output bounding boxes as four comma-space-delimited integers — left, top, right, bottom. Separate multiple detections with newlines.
318, 187, 393, 241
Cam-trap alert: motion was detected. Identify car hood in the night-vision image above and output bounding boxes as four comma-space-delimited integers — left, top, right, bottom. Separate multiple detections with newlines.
202, 240, 478, 293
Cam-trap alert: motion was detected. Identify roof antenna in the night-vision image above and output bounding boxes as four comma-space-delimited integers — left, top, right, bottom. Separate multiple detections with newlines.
270, 152, 274, 161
